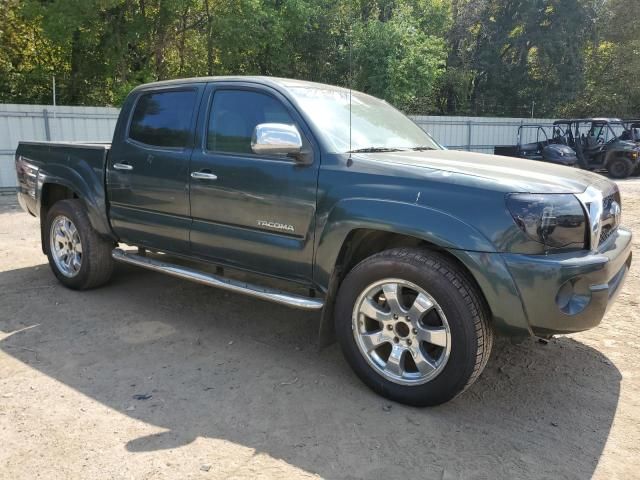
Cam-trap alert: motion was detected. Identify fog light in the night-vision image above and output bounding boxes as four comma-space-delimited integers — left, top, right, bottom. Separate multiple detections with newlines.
555, 278, 591, 315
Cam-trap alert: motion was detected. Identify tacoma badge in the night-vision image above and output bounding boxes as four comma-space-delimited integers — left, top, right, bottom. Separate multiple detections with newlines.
257, 220, 295, 232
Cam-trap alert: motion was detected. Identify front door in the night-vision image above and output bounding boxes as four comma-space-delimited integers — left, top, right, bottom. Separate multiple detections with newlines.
108, 85, 204, 253
188, 84, 320, 283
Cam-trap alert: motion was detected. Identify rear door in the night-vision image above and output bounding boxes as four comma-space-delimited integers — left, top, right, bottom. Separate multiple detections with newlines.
107, 85, 204, 253
188, 83, 320, 283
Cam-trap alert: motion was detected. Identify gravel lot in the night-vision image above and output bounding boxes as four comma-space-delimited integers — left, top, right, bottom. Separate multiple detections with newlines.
1, 179, 639, 480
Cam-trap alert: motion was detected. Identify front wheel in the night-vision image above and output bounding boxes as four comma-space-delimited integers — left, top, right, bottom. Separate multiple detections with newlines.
607, 157, 633, 179
44, 199, 114, 290
334, 248, 493, 406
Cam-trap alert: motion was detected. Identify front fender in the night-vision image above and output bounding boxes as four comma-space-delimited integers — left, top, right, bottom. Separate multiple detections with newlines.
313, 198, 532, 337
313, 198, 495, 288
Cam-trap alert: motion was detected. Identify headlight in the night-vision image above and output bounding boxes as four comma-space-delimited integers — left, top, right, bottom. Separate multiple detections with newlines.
506, 194, 587, 249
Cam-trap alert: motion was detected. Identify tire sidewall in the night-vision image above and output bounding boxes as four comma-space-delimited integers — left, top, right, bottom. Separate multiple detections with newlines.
335, 252, 481, 406
45, 200, 93, 289
608, 158, 631, 179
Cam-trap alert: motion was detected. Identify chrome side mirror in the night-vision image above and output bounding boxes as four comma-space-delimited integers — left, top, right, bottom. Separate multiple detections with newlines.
251, 123, 302, 156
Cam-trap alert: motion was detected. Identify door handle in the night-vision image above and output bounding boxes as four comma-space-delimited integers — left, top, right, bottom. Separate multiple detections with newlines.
113, 162, 133, 171
191, 171, 218, 180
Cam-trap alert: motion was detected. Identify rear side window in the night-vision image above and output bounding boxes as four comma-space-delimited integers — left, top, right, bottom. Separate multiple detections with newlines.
207, 90, 295, 154
129, 90, 197, 148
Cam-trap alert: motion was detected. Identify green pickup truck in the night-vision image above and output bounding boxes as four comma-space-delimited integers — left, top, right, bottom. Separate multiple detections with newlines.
15, 77, 633, 406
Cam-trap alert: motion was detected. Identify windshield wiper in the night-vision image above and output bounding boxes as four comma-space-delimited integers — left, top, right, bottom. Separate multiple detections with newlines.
347, 147, 408, 153
410, 146, 436, 151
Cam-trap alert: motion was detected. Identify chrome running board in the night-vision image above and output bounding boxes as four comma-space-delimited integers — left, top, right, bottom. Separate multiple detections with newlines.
111, 248, 324, 311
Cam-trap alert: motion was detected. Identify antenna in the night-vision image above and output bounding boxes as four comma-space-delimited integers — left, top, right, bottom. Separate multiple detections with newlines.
348, 2, 352, 156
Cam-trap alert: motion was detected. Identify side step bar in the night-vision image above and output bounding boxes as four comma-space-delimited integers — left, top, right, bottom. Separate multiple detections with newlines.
111, 248, 324, 311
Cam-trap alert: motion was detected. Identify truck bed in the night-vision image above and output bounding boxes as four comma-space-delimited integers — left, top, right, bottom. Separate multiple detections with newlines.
18, 140, 111, 150
15, 141, 112, 224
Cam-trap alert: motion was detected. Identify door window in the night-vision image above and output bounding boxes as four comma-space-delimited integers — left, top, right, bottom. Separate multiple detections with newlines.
207, 90, 295, 154
129, 90, 197, 148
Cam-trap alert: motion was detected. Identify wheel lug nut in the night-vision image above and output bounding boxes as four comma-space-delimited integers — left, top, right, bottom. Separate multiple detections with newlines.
393, 314, 398, 320
407, 339, 412, 346
412, 328, 417, 334
393, 337, 399, 343
387, 324, 393, 330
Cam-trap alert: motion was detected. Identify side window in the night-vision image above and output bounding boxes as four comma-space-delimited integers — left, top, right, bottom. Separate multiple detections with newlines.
129, 90, 197, 148
207, 90, 296, 154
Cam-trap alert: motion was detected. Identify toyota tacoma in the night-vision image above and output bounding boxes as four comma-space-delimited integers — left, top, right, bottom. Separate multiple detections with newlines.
15, 77, 633, 406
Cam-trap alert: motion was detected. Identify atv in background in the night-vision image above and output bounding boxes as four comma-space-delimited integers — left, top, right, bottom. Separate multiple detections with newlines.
553, 118, 640, 179
622, 120, 640, 143
494, 125, 578, 166
622, 120, 640, 175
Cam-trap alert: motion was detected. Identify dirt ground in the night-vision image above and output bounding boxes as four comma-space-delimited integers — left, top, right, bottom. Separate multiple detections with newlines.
1, 180, 639, 480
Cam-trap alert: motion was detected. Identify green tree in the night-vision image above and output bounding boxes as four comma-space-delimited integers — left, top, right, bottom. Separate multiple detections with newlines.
2, 0, 634, 119
564, 0, 640, 117
0, 0, 65, 103
351, 1, 448, 112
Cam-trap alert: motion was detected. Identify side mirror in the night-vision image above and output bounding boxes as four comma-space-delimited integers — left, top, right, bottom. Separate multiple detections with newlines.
251, 123, 303, 157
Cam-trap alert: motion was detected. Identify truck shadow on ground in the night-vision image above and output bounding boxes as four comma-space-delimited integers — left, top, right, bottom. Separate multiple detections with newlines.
0, 263, 621, 479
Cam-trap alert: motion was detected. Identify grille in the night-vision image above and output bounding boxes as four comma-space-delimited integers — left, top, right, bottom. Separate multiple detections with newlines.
599, 225, 615, 245
598, 187, 621, 246
602, 190, 621, 213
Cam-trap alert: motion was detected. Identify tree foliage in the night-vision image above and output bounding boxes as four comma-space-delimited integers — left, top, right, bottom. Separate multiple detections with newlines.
0, 0, 637, 117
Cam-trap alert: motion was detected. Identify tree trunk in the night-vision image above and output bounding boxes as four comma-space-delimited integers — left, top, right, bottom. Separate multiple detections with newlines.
69, 29, 82, 104
204, 0, 215, 76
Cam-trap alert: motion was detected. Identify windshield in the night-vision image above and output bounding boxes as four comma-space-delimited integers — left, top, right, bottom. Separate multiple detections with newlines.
588, 122, 628, 143
608, 122, 628, 140
288, 86, 442, 153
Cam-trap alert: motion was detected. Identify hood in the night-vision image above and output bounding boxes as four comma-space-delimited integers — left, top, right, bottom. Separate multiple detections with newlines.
356, 149, 610, 194
615, 139, 640, 150
545, 144, 576, 155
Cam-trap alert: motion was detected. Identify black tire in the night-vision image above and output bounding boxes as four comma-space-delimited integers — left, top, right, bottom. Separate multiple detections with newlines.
607, 157, 633, 179
334, 248, 493, 406
44, 199, 114, 290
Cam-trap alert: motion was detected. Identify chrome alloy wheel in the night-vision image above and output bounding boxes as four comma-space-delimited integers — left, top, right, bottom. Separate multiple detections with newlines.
50, 215, 83, 278
352, 279, 452, 385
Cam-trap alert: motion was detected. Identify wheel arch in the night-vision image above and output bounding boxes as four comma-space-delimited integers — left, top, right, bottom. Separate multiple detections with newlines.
314, 199, 495, 289
314, 199, 510, 347
37, 167, 116, 253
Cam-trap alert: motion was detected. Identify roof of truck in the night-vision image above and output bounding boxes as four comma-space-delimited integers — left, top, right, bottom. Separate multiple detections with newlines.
131, 76, 351, 94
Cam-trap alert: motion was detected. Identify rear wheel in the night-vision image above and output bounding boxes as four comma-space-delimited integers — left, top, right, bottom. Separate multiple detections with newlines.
334, 248, 493, 406
608, 157, 633, 179
44, 199, 114, 290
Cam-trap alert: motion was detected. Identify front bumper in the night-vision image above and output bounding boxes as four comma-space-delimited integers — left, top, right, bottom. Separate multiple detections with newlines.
502, 227, 633, 336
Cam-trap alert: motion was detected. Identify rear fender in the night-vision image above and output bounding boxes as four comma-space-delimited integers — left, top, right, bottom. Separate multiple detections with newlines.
38, 163, 113, 239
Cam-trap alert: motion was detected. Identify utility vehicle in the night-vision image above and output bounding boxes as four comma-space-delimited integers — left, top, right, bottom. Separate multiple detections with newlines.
494, 124, 577, 166
552, 118, 640, 178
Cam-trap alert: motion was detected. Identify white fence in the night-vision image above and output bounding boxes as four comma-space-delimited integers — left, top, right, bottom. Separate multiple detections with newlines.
0, 103, 555, 190
411, 115, 555, 153
0, 104, 119, 191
